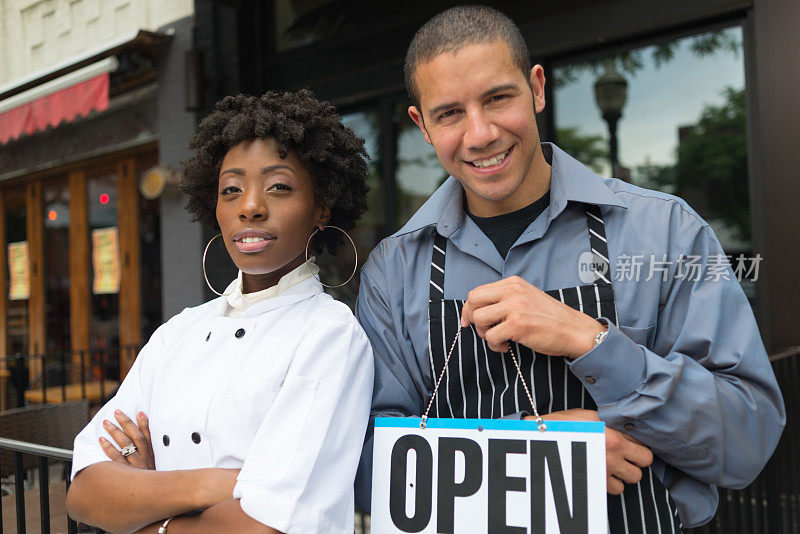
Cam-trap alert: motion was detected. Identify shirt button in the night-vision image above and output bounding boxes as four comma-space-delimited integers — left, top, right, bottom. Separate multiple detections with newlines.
624, 423, 635, 431
235, 328, 245, 338
191, 432, 201, 444
162, 435, 170, 446
585, 376, 596, 384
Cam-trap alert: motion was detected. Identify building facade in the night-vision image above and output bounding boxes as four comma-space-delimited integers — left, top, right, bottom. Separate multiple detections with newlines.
0, 0, 798, 408
0, 0, 200, 407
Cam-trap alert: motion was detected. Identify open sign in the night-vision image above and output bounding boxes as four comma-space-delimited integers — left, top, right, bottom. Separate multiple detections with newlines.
371, 418, 607, 533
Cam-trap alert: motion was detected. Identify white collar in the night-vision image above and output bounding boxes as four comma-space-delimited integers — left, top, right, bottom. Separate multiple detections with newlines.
223, 260, 320, 316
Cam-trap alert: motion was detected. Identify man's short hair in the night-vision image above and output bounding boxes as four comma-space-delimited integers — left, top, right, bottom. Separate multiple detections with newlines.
404, 5, 531, 109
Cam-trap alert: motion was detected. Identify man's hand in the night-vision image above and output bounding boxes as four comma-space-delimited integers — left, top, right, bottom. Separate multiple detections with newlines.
530, 409, 653, 495
460, 276, 606, 358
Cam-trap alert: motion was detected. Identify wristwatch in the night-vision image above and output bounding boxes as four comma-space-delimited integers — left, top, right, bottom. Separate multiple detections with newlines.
593, 320, 609, 346
594, 329, 608, 346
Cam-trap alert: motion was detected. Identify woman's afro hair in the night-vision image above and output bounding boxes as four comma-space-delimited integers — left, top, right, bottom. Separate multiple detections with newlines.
181, 89, 369, 254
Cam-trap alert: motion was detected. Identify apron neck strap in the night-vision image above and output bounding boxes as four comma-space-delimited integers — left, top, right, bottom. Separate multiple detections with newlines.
429, 232, 447, 300
428, 204, 612, 300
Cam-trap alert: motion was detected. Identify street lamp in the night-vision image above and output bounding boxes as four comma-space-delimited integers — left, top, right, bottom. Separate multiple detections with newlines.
594, 58, 628, 177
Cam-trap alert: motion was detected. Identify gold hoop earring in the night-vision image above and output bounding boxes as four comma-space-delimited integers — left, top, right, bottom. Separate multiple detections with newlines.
305, 225, 358, 288
202, 233, 225, 297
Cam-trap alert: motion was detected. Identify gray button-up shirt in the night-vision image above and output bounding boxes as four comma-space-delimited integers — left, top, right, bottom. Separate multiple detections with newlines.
355, 143, 784, 527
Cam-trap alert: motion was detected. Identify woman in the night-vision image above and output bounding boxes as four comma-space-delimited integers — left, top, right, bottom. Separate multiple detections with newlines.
66, 90, 374, 534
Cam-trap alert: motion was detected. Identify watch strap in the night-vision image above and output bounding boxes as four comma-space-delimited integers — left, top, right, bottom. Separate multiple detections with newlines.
158, 516, 174, 534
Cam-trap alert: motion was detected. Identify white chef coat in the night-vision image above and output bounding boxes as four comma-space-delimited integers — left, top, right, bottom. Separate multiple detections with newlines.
71, 276, 374, 533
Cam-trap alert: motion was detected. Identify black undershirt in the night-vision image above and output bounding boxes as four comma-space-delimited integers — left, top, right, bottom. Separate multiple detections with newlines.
467, 191, 551, 259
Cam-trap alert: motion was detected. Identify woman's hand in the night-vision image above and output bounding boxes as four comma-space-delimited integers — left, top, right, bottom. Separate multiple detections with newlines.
100, 409, 156, 470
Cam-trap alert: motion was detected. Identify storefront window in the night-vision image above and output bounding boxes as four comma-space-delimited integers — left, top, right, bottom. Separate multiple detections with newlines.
274, 0, 337, 51
4, 188, 29, 404
87, 169, 120, 354
552, 26, 747, 250
395, 99, 445, 229
42, 177, 70, 353
4, 188, 28, 357
319, 108, 382, 308
138, 154, 162, 342
552, 26, 754, 301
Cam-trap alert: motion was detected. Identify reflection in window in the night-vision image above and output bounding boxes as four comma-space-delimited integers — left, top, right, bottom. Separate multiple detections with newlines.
138, 154, 162, 342
87, 170, 120, 369
553, 26, 749, 256
4, 188, 28, 405
275, 0, 339, 51
42, 177, 71, 353
395, 100, 446, 229
318, 109, 382, 308
274, 0, 413, 52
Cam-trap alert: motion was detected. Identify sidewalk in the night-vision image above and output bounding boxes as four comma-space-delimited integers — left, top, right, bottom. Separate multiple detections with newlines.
1, 481, 69, 534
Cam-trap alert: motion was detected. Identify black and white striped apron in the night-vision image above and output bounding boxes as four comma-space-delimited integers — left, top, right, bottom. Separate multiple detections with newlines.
427, 204, 682, 533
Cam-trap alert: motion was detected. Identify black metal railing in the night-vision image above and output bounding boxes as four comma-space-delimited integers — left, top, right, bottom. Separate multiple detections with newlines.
1, 346, 139, 408
0, 436, 103, 534
0, 433, 368, 534
687, 346, 800, 534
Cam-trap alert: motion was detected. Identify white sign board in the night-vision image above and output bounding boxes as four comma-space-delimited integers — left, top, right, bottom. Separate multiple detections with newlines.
372, 418, 607, 533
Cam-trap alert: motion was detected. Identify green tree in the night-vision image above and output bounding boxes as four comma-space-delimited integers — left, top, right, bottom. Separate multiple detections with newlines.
555, 127, 607, 173
644, 87, 749, 241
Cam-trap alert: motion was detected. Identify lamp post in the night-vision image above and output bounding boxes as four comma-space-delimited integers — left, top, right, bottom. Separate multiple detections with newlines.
594, 59, 628, 177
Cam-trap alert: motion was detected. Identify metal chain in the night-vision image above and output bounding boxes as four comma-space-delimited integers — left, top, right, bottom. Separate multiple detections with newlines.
421, 328, 462, 429
421, 329, 547, 432
507, 343, 546, 432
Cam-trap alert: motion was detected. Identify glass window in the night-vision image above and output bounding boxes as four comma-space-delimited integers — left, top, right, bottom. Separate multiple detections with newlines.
87, 169, 120, 359
137, 154, 162, 342
553, 26, 747, 251
4, 188, 29, 405
317, 108, 382, 308
274, 0, 338, 51
4, 188, 28, 356
395, 99, 446, 230
273, 0, 408, 52
42, 177, 71, 353
552, 25, 754, 301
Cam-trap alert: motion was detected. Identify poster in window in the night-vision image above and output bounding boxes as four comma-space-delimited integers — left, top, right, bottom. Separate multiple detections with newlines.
92, 227, 121, 294
8, 241, 30, 300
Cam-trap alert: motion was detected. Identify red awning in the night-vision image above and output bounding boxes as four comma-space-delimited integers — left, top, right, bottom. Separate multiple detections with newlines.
0, 73, 109, 144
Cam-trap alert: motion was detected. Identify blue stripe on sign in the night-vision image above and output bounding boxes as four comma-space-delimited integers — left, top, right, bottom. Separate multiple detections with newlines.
374, 417, 605, 433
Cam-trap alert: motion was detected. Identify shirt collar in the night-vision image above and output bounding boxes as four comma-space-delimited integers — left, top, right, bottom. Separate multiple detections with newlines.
225, 259, 319, 311
213, 263, 324, 317
394, 142, 627, 238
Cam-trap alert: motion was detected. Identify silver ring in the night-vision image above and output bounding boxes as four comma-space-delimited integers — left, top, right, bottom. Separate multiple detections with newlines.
121, 443, 138, 457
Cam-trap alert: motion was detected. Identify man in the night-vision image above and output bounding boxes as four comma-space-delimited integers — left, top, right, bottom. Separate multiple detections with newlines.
355, 5, 784, 531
